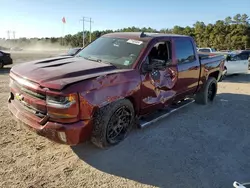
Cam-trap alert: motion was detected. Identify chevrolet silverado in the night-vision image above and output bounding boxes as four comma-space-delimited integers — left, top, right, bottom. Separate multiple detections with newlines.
8, 32, 225, 148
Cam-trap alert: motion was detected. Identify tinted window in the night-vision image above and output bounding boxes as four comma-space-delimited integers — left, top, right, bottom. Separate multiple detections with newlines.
175, 39, 196, 63
239, 53, 250, 60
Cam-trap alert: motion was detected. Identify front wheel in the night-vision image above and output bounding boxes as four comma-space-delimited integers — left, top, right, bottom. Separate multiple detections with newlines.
91, 99, 135, 148
195, 77, 217, 105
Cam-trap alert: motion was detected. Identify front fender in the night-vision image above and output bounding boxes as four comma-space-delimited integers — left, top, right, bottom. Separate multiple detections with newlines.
71, 70, 141, 120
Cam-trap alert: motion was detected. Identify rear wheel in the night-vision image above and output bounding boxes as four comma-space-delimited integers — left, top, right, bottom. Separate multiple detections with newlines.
91, 99, 135, 148
195, 77, 217, 105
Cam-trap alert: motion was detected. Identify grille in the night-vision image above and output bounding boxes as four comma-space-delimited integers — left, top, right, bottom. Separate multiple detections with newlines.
10, 78, 46, 100
10, 78, 47, 119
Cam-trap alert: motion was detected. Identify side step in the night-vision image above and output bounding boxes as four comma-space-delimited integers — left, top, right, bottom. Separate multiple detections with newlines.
139, 98, 195, 128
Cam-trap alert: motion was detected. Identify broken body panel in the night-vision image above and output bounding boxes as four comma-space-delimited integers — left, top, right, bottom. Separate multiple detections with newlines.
8, 32, 225, 145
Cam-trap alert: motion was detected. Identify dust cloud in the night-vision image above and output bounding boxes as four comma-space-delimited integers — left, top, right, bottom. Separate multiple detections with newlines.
0, 39, 69, 53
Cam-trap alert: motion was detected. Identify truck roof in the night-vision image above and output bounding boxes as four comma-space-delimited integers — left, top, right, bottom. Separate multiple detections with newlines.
103, 32, 190, 42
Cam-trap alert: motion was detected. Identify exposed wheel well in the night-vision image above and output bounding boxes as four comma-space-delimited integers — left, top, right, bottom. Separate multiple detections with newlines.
125, 96, 138, 115
209, 71, 220, 81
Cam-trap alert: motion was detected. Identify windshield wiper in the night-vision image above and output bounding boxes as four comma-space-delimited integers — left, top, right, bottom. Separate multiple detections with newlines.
83, 56, 102, 63
81, 56, 118, 67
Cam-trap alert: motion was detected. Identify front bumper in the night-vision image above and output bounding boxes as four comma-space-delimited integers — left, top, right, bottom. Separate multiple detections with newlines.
8, 100, 93, 145
4, 58, 13, 65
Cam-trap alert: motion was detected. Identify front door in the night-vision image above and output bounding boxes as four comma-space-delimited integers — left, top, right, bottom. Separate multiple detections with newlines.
139, 38, 178, 115
227, 53, 249, 74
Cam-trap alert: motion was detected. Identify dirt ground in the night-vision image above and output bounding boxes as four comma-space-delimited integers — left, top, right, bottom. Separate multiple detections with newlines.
0, 52, 250, 188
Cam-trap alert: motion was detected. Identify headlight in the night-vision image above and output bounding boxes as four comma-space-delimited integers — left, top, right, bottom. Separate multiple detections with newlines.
46, 93, 80, 122
46, 94, 76, 109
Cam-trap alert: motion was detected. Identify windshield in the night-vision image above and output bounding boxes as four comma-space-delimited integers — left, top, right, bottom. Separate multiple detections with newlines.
76, 37, 145, 68
211, 48, 216, 52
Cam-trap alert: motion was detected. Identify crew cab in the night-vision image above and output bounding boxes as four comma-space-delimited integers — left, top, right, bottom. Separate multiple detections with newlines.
8, 32, 225, 148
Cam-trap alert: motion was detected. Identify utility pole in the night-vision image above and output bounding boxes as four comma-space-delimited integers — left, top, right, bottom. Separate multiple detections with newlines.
81, 16, 85, 47
13, 31, 15, 39
80, 17, 93, 47
7, 30, 10, 40
7, 30, 11, 49
89, 18, 92, 43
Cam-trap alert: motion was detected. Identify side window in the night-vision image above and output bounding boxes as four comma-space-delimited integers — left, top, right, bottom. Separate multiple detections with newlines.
0, 52, 3, 57
239, 53, 249, 60
232, 54, 248, 61
147, 41, 172, 63
175, 39, 196, 64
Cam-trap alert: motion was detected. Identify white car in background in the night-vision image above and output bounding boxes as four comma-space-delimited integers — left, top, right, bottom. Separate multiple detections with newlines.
225, 51, 250, 75
197, 47, 216, 53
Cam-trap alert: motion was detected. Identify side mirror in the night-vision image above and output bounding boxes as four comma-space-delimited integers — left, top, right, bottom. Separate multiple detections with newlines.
226, 56, 231, 61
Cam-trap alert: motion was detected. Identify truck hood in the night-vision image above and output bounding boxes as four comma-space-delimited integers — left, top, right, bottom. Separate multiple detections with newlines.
11, 56, 129, 90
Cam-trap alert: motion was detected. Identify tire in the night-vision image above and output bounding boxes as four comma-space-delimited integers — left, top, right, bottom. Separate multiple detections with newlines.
195, 77, 217, 105
91, 99, 135, 148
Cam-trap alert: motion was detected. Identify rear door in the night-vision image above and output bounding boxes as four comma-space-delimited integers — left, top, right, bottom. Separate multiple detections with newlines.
172, 37, 200, 100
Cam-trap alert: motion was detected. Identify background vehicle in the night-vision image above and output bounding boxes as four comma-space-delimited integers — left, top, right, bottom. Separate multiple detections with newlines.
8, 32, 225, 148
0, 50, 13, 68
234, 181, 250, 188
197, 47, 216, 53
224, 51, 250, 75
248, 56, 250, 69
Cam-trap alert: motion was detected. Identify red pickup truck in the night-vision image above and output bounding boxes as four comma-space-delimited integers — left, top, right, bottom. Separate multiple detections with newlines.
8, 32, 225, 148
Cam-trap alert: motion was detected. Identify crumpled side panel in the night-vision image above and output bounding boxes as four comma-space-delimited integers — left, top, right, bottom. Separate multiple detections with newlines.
142, 67, 178, 105
64, 70, 141, 120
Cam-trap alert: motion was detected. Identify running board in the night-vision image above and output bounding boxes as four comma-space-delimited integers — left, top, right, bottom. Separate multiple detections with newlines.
139, 98, 195, 128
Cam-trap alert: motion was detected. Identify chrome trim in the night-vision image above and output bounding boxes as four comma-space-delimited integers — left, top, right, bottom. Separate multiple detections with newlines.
10, 78, 45, 100
139, 99, 195, 128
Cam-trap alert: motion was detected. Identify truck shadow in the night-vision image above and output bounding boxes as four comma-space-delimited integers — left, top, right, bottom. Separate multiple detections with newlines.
71, 93, 250, 188
222, 72, 250, 83
0, 67, 11, 75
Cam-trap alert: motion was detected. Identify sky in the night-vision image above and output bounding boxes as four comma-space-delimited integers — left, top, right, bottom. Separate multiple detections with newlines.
1, 0, 250, 38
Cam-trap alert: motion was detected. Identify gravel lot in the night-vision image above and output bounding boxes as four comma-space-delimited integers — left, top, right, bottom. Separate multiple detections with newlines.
0, 52, 250, 188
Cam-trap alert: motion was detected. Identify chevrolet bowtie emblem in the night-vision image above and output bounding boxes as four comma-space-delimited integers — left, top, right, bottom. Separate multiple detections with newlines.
15, 93, 24, 101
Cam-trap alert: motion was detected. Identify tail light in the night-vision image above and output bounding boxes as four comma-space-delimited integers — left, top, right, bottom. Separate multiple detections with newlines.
46, 93, 79, 123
